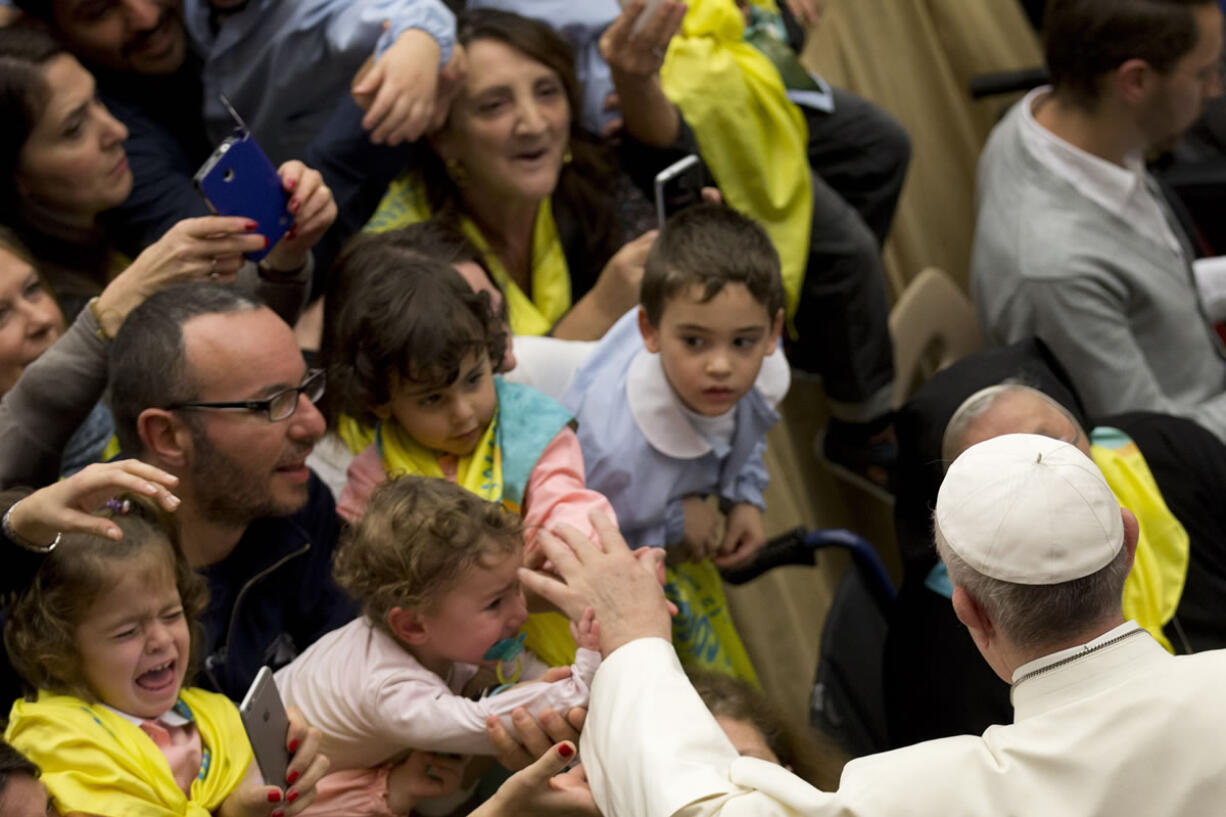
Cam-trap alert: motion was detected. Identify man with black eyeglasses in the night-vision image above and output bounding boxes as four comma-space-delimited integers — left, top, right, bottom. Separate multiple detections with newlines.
96, 282, 356, 700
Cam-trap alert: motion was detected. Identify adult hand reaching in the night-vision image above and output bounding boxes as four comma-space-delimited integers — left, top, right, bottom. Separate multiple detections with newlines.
487, 705, 587, 771
519, 512, 672, 657
262, 161, 337, 273
94, 215, 265, 337
601, 1, 687, 78
469, 742, 599, 817
6, 461, 181, 545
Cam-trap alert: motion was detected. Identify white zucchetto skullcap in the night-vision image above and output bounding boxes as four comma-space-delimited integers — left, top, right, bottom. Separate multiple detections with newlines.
935, 433, 1123, 585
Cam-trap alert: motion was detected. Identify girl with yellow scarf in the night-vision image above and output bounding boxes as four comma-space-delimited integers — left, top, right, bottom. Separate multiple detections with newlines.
2, 475, 326, 817
329, 235, 616, 667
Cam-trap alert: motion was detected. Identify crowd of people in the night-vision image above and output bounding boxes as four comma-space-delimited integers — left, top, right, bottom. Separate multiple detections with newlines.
0, 0, 1224, 815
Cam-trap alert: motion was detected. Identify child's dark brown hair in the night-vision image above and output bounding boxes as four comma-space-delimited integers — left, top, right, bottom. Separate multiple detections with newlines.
3, 497, 207, 701
325, 229, 508, 427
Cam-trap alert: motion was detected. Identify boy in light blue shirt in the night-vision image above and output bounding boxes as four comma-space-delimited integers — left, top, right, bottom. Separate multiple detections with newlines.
563, 203, 789, 569
185, 0, 457, 165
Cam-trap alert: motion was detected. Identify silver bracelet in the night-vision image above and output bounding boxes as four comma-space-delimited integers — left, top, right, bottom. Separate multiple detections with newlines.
2, 499, 60, 554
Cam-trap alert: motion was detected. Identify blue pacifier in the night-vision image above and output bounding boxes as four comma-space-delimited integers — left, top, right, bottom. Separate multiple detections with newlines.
483, 632, 527, 690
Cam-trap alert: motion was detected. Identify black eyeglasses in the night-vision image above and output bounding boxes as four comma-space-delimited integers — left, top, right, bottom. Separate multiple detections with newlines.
168, 369, 326, 422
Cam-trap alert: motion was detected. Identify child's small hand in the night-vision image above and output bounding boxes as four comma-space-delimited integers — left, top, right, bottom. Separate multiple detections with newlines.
386, 750, 466, 814
352, 27, 442, 145
569, 606, 601, 651
713, 503, 766, 570
680, 495, 721, 562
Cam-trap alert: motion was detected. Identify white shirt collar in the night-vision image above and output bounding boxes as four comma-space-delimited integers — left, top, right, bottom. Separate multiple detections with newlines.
101, 702, 192, 728
626, 345, 790, 459
1011, 620, 1142, 684
1018, 87, 1183, 255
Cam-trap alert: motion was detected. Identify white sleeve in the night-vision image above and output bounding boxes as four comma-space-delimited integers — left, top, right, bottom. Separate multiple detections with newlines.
582, 639, 829, 817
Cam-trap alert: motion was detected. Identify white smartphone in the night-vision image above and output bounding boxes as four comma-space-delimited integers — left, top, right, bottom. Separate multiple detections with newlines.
617, 0, 666, 34
654, 154, 706, 229
239, 667, 291, 790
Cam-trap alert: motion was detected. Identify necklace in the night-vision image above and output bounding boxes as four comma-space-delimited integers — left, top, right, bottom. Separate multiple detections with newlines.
1011, 627, 1147, 689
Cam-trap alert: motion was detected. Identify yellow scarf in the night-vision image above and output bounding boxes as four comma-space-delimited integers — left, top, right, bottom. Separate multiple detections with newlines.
660, 0, 811, 322
1091, 430, 1190, 653
377, 406, 510, 511
6, 687, 253, 817
364, 175, 570, 336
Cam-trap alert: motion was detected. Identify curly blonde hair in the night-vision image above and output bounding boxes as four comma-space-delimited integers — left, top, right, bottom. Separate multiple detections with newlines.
334, 477, 523, 634
4, 497, 208, 702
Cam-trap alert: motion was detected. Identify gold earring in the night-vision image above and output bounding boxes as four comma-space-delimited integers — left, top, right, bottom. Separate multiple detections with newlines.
563, 147, 573, 164
446, 158, 469, 187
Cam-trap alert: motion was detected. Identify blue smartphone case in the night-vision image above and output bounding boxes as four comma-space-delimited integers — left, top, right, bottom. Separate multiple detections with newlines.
194, 132, 291, 262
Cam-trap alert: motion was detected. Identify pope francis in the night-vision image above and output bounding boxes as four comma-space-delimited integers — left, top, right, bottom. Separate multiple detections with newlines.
523, 433, 1226, 816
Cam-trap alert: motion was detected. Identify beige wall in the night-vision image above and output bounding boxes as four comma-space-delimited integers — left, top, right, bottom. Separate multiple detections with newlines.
726, 0, 1041, 746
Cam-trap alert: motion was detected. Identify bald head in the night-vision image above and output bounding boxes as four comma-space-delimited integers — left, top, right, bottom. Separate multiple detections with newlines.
942, 384, 1091, 466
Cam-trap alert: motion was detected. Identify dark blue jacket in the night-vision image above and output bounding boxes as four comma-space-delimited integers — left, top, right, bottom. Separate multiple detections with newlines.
196, 472, 357, 701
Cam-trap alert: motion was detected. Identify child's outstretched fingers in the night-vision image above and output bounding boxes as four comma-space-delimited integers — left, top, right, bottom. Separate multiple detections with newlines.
570, 606, 601, 651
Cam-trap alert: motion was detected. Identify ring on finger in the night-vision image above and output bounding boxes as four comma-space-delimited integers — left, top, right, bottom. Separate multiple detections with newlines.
208, 256, 220, 280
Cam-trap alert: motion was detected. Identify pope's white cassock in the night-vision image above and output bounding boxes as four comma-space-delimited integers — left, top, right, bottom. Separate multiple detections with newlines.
582, 630, 1226, 816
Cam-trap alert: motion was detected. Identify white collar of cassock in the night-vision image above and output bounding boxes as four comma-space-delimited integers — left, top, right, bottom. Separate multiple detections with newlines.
625, 344, 790, 459
1009, 620, 1169, 719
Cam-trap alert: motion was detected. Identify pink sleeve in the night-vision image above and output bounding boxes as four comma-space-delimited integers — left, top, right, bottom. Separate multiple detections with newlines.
337, 444, 388, 525
521, 427, 617, 548
300, 766, 396, 817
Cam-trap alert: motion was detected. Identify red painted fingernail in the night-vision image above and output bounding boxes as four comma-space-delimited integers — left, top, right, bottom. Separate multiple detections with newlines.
287, 791, 300, 803
287, 770, 300, 785
262, 236, 270, 249
245, 220, 259, 231
268, 791, 282, 803
558, 743, 574, 759
288, 739, 300, 753
272, 809, 285, 817
289, 199, 300, 213
285, 178, 297, 190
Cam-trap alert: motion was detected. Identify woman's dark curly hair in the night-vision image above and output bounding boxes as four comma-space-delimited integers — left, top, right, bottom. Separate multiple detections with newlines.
4, 497, 208, 702
326, 230, 507, 427
422, 8, 622, 285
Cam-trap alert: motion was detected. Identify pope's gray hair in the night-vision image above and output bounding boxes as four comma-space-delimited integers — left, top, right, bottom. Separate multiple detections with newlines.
934, 523, 1131, 650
